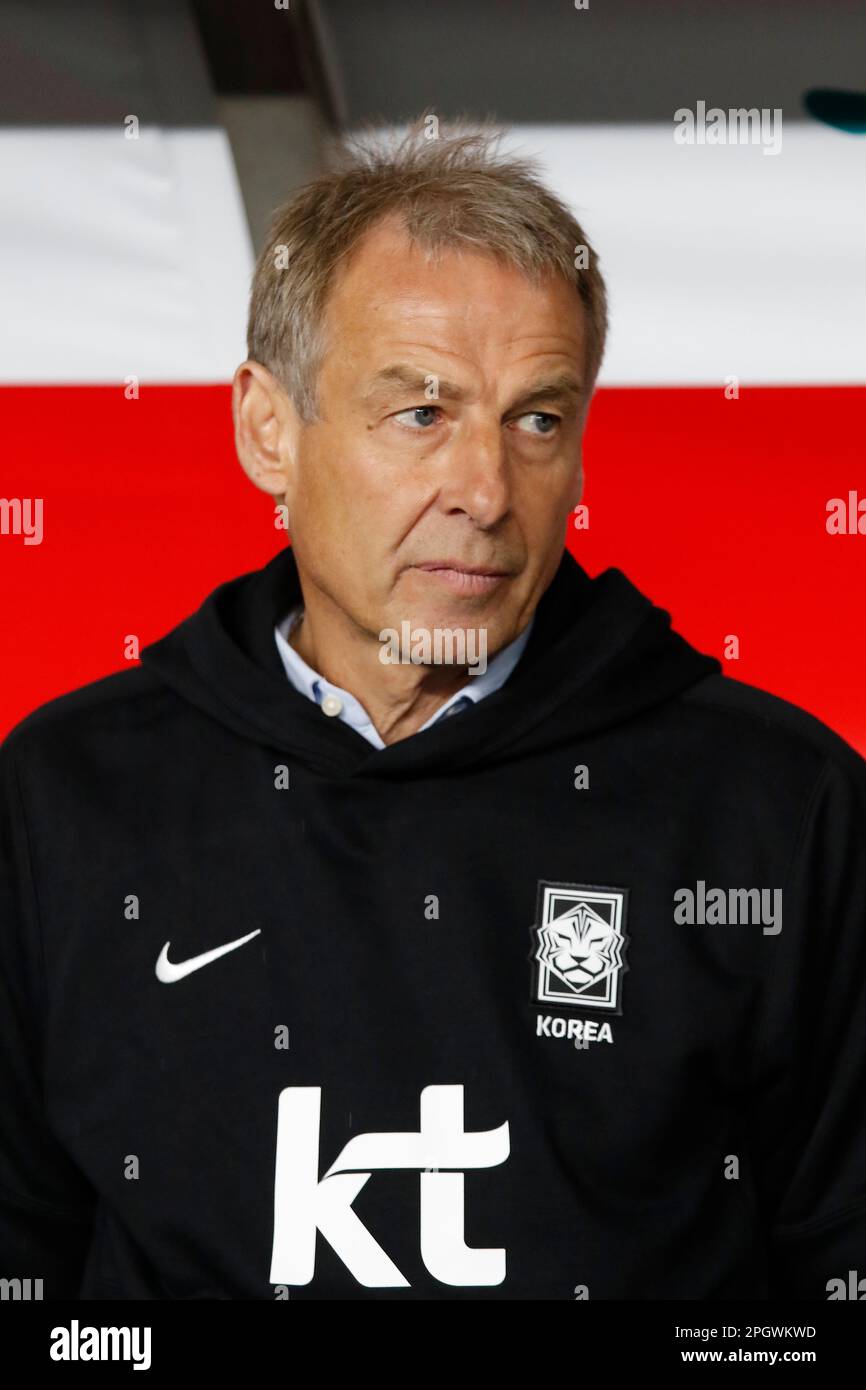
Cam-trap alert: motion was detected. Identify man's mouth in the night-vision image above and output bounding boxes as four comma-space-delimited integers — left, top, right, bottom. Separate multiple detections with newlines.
411, 561, 514, 596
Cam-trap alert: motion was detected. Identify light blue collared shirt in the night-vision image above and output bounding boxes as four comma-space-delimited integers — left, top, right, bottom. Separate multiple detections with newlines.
274, 607, 534, 750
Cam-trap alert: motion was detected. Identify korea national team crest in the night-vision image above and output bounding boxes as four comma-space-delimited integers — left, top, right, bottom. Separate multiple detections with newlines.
531, 881, 630, 1015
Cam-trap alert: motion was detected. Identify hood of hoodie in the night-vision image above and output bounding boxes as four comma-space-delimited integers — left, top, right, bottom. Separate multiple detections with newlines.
138, 545, 721, 779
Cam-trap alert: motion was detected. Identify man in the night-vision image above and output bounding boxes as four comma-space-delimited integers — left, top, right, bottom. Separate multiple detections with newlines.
1, 120, 864, 1301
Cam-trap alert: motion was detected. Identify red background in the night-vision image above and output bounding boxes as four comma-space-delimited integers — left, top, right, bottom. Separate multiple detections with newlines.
2, 383, 863, 754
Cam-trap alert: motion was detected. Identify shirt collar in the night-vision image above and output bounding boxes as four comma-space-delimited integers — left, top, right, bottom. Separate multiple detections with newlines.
274, 609, 534, 749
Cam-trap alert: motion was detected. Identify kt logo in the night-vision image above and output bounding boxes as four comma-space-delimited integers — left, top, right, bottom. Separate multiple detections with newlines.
270, 1085, 509, 1287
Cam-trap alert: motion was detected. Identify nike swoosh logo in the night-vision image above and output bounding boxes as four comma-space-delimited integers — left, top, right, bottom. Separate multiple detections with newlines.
155, 929, 262, 983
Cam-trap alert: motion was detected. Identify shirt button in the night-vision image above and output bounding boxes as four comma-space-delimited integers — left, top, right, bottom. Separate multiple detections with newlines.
320, 693, 343, 718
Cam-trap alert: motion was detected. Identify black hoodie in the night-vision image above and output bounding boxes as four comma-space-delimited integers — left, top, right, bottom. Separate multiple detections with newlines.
1, 546, 865, 1300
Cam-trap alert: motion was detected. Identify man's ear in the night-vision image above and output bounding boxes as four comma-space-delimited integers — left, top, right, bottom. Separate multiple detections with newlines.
232, 360, 299, 499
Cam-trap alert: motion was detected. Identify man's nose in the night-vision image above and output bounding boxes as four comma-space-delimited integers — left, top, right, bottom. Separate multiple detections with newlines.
438, 422, 511, 528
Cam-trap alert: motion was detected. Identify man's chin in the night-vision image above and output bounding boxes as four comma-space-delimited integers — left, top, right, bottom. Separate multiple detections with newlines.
376, 602, 520, 671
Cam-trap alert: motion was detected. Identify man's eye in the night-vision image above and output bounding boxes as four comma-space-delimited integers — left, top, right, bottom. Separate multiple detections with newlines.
512, 412, 561, 436
393, 405, 442, 430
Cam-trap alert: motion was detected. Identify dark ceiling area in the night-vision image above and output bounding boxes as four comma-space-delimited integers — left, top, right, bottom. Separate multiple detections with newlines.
190, 0, 306, 96
188, 0, 866, 131
190, 0, 341, 126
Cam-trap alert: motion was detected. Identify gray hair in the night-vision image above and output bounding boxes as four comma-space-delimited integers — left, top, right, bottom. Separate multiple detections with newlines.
247, 113, 608, 421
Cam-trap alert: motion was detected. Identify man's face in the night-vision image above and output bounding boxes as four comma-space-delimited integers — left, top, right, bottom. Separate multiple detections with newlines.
282, 214, 589, 657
